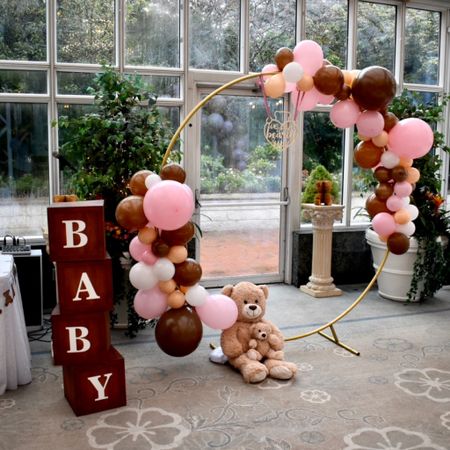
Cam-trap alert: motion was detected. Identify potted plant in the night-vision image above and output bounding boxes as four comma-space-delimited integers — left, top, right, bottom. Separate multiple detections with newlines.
53, 66, 176, 336
366, 90, 450, 301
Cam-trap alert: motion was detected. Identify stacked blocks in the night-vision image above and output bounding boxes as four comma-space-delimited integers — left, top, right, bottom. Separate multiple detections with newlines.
47, 200, 126, 416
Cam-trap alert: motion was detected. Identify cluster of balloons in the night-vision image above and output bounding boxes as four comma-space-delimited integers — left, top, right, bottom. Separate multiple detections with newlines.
115, 164, 238, 357
262, 40, 434, 255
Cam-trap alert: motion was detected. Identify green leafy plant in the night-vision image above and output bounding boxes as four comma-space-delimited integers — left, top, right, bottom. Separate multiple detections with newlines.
53, 66, 176, 337
388, 90, 450, 300
302, 164, 340, 204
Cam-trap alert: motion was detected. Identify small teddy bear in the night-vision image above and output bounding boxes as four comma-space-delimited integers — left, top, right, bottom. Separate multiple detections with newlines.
314, 180, 333, 206
247, 322, 284, 361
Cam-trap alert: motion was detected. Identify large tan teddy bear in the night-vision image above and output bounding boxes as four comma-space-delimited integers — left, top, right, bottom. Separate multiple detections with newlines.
220, 282, 297, 383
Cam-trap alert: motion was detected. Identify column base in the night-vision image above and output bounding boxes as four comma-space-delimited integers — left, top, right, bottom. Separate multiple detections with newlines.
300, 284, 343, 298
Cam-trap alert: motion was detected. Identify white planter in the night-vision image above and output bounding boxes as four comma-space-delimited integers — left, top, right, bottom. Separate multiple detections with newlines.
365, 228, 420, 302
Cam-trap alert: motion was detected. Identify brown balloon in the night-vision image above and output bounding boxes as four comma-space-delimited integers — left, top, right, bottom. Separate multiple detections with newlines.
366, 194, 389, 218
387, 232, 410, 255
155, 306, 203, 357
354, 141, 383, 169
173, 258, 202, 287
374, 167, 392, 183
161, 222, 195, 246
375, 182, 394, 201
115, 195, 147, 231
152, 238, 170, 257
313, 65, 344, 96
160, 163, 186, 184
274, 47, 294, 70
391, 165, 408, 182
383, 112, 399, 132
335, 84, 352, 101
129, 170, 152, 196
351, 66, 396, 111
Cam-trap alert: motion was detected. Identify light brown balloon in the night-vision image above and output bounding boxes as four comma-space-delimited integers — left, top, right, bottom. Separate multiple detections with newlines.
387, 232, 410, 255
129, 170, 152, 196
313, 65, 344, 96
115, 195, 147, 231
265, 73, 285, 98
274, 47, 294, 70
167, 245, 188, 264
138, 226, 158, 244
394, 209, 411, 224
159, 279, 177, 294
167, 290, 186, 309
372, 131, 389, 147
354, 141, 383, 169
406, 167, 420, 184
296, 74, 314, 91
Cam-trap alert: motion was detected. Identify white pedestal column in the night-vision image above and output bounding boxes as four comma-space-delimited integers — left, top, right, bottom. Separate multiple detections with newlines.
300, 204, 344, 298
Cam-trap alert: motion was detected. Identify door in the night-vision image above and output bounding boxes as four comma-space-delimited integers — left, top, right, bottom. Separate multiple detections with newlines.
194, 88, 289, 286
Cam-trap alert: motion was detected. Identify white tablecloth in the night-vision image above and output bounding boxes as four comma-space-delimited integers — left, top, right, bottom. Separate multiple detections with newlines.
0, 254, 32, 395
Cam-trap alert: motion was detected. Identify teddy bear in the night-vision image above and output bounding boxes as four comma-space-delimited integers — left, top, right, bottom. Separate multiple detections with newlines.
247, 322, 284, 361
314, 180, 333, 205
220, 281, 297, 383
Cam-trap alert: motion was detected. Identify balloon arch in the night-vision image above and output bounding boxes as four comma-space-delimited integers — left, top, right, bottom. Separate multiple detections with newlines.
115, 40, 433, 357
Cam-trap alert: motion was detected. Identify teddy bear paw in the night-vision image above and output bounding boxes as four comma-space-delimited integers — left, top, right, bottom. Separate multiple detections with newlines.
243, 364, 269, 383
269, 365, 295, 380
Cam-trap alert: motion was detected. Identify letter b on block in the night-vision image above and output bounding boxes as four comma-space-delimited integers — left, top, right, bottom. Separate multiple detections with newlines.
47, 200, 106, 261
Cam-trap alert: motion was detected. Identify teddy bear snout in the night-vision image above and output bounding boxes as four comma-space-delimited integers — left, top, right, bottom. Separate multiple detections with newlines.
261, 332, 267, 338
249, 305, 257, 311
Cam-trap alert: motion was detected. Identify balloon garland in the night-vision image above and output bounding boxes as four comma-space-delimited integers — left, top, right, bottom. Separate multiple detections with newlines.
115, 39, 434, 357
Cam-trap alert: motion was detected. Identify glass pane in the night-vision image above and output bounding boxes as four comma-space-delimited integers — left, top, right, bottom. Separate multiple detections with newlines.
0, 103, 48, 235
404, 8, 440, 85
199, 94, 283, 278
57, 72, 97, 95
0, 70, 47, 93
126, 0, 180, 67
305, 0, 348, 68
357, 2, 396, 72
138, 75, 180, 98
0, 0, 46, 61
57, 0, 115, 64
189, 0, 240, 70
158, 106, 180, 133
249, 0, 296, 72
302, 111, 343, 222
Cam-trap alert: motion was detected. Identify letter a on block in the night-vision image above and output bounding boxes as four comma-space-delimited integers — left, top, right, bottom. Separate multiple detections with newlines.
62, 220, 88, 248
73, 272, 100, 301
87, 373, 113, 401
66, 326, 91, 353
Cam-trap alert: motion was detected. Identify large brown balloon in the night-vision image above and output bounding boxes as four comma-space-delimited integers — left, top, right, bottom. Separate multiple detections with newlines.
354, 141, 383, 169
375, 182, 394, 201
313, 65, 344, 96
274, 47, 294, 70
115, 195, 147, 231
173, 258, 202, 287
383, 112, 399, 131
161, 222, 195, 246
160, 163, 186, 184
387, 232, 410, 255
366, 194, 389, 218
374, 167, 392, 183
155, 306, 203, 357
129, 170, 152, 196
352, 66, 396, 111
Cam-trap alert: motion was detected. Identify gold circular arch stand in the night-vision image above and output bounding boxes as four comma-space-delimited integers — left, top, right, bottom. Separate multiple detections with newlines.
162, 72, 390, 356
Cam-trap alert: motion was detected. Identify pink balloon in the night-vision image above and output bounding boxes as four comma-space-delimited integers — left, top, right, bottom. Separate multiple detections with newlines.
393, 181, 413, 197
195, 294, 238, 330
386, 195, 405, 212
372, 212, 396, 237
261, 63, 279, 81
133, 286, 168, 320
387, 118, 434, 159
293, 40, 324, 76
317, 92, 334, 105
143, 180, 194, 231
129, 236, 151, 262
291, 87, 319, 112
356, 111, 384, 138
330, 100, 361, 128
141, 249, 158, 265
284, 81, 296, 93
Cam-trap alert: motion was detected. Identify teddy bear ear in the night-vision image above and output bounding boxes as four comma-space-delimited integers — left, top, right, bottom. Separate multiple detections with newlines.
259, 285, 269, 299
222, 284, 234, 296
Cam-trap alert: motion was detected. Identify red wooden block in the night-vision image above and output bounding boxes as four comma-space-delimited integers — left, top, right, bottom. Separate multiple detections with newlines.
51, 306, 111, 366
47, 200, 106, 261
63, 346, 126, 416
56, 257, 113, 314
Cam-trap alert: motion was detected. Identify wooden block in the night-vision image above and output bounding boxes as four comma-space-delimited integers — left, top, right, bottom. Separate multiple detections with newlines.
63, 346, 126, 416
51, 306, 110, 366
56, 257, 113, 314
47, 200, 106, 261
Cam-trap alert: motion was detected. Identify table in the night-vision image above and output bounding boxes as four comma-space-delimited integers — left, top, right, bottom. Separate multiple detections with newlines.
0, 254, 32, 395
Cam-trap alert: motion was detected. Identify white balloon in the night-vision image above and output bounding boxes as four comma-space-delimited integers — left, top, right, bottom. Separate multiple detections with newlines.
185, 284, 208, 307
403, 195, 411, 205
396, 221, 416, 236
380, 150, 400, 169
282, 62, 304, 83
153, 258, 175, 281
129, 262, 158, 290
405, 204, 419, 220
145, 173, 161, 190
